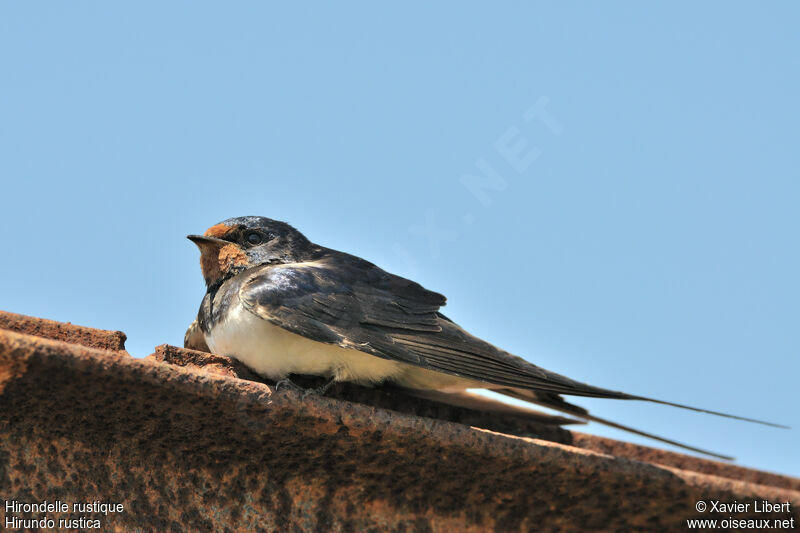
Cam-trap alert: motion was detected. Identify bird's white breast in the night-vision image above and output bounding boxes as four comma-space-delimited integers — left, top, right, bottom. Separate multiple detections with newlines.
205, 304, 407, 384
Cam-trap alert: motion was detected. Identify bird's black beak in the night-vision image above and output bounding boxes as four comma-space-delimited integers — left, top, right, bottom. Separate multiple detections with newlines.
187, 235, 230, 248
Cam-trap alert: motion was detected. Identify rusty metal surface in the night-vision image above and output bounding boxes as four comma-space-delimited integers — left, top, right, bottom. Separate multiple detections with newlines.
154, 343, 800, 493
0, 310, 127, 352
1, 321, 798, 531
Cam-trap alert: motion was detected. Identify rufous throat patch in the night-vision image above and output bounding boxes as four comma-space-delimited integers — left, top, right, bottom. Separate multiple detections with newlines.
218, 244, 249, 272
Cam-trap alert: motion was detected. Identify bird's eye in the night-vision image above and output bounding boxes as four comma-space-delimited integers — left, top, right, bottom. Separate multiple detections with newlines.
245, 232, 263, 245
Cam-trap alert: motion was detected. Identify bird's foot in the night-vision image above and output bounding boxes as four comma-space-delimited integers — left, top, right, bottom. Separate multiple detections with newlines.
301, 378, 337, 399
275, 377, 303, 393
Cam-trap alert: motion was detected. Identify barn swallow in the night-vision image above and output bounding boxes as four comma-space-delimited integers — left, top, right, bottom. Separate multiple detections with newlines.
188, 216, 786, 459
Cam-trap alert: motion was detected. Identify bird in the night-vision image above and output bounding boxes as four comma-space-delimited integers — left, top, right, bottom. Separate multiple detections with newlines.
187, 215, 786, 459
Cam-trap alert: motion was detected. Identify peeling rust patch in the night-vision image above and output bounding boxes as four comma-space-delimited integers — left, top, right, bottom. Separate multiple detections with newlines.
149, 344, 262, 381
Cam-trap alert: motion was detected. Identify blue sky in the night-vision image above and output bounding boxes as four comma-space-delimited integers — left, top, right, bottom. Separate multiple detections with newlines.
1, 3, 798, 476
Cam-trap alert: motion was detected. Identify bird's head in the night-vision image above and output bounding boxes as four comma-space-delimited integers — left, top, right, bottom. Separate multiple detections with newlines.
188, 216, 314, 287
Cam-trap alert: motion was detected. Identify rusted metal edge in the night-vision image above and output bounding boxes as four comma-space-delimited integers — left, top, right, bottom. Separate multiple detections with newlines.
0, 310, 127, 352
570, 432, 800, 493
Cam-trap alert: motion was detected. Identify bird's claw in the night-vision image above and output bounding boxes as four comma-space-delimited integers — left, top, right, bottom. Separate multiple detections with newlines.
275, 377, 336, 399
275, 378, 303, 393
301, 378, 336, 399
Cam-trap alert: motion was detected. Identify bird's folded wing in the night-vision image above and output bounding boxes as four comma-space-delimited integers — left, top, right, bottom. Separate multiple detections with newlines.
238, 261, 635, 399
239, 260, 786, 429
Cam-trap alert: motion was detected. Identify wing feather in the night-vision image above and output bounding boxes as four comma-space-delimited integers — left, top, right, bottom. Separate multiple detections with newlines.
239, 259, 634, 397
